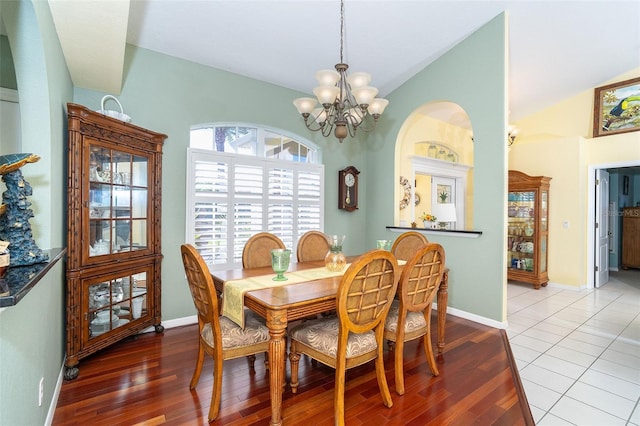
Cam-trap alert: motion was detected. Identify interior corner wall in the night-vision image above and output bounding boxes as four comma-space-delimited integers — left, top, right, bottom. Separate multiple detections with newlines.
509, 136, 587, 286
366, 13, 509, 322
0, 0, 72, 425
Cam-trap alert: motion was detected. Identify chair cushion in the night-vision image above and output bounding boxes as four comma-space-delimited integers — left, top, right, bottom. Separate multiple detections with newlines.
384, 300, 427, 334
290, 316, 376, 358
202, 309, 269, 349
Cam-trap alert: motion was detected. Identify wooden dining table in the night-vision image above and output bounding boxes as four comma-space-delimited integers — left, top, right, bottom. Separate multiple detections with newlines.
209, 256, 449, 426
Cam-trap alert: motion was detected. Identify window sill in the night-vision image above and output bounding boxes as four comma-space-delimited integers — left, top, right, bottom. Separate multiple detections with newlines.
386, 226, 482, 238
0, 247, 66, 308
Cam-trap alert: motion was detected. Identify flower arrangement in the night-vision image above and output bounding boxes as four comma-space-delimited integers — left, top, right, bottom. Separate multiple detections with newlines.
419, 212, 437, 222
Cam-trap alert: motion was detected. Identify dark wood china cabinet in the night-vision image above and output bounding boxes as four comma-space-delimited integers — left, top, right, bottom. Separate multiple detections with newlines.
64, 103, 166, 380
507, 170, 551, 289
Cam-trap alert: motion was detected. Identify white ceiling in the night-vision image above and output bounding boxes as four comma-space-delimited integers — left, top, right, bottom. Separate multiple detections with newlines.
47, 0, 640, 122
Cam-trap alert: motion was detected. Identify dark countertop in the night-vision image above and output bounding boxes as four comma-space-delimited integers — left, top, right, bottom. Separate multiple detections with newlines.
0, 247, 66, 307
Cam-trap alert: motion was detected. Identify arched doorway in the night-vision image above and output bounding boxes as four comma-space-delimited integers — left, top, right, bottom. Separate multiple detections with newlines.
394, 101, 474, 230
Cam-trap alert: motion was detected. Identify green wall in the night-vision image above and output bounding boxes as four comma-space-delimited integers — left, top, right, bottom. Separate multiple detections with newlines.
0, 0, 72, 425
367, 14, 508, 321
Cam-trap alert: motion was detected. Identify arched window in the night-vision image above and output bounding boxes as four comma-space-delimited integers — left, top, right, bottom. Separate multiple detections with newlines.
190, 123, 321, 162
186, 123, 324, 269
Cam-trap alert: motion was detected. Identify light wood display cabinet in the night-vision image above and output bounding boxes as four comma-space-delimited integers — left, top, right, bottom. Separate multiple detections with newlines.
507, 170, 551, 289
621, 207, 640, 269
65, 103, 167, 380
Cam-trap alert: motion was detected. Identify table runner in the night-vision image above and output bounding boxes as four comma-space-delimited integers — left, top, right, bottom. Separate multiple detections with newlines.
222, 265, 351, 327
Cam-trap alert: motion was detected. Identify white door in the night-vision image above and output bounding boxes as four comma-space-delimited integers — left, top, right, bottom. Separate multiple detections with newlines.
595, 169, 609, 288
431, 176, 457, 229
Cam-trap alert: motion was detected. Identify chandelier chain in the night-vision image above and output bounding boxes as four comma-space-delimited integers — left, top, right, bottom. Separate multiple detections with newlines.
339, 0, 345, 64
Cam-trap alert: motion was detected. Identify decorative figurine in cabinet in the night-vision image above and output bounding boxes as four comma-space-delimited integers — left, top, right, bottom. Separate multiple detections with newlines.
65, 103, 167, 380
507, 170, 551, 289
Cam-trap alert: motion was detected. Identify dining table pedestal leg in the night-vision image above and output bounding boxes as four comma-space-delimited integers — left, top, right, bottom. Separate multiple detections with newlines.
267, 309, 287, 426
437, 269, 449, 355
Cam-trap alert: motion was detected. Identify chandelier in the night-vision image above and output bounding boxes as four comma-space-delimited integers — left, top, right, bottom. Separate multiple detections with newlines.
293, 0, 388, 143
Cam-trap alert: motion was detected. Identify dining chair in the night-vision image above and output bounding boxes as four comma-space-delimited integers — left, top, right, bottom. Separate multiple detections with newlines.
296, 230, 330, 262
288, 249, 400, 426
390, 231, 428, 261
180, 244, 270, 422
242, 232, 286, 269
384, 243, 445, 395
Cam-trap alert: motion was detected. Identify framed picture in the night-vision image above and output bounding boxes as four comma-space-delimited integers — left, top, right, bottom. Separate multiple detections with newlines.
593, 76, 640, 138
623, 175, 629, 195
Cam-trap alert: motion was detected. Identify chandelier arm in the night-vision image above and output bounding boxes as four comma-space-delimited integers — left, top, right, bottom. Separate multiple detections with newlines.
346, 122, 356, 138
321, 123, 333, 138
303, 116, 335, 139
302, 116, 323, 133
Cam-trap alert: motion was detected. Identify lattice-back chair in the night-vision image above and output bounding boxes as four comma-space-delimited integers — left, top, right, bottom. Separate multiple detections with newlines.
288, 250, 400, 426
384, 243, 445, 395
390, 231, 428, 261
242, 232, 286, 269
296, 230, 330, 262
180, 244, 270, 421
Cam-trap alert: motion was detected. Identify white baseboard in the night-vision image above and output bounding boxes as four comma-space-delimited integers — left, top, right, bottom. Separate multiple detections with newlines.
452, 306, 507, 329
47, 361, 65, 425
544, 280, 590, 291
433, 303, 507, 329
138, 315, 198, 334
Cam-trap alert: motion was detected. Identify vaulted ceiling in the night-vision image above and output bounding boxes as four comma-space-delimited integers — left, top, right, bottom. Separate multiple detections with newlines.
47, 0, 640, 123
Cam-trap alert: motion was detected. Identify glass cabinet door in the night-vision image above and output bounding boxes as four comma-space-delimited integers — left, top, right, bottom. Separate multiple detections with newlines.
86, 271, 148, 341
507, 191, 535, 272
539, 190, 549, 273
88, 144, 149, 258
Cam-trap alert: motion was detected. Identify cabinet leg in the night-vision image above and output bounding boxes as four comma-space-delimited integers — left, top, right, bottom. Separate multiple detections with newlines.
64, 366, 79, 381
154, 324, 164, 333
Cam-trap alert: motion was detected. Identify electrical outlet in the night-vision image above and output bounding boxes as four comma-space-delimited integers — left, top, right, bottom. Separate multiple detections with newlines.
38, 377, 44, 407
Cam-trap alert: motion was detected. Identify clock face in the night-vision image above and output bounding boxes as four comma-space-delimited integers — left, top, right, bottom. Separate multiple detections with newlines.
345, 173, 355, 187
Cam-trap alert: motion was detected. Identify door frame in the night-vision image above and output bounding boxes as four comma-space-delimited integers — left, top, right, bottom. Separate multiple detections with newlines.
595, 169, 609, 288
587, 160, 640, 289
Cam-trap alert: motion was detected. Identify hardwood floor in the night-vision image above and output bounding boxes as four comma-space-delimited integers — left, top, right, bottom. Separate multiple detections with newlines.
53, 314, 534, 425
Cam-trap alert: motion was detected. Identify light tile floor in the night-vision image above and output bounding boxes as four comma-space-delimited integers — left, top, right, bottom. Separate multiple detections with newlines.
507, 269, 640, 425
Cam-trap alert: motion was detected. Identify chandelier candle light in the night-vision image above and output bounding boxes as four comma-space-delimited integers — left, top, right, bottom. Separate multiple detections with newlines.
293, 0, 389, 142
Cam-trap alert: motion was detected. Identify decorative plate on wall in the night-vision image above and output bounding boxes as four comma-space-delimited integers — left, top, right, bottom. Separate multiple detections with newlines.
399, 176, 419, 209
